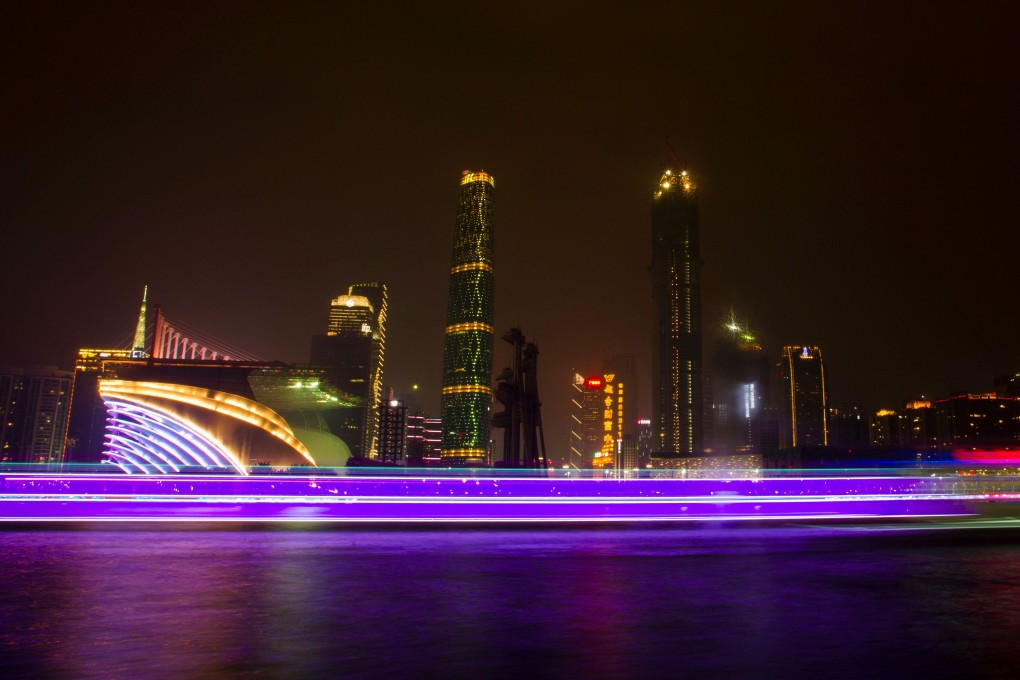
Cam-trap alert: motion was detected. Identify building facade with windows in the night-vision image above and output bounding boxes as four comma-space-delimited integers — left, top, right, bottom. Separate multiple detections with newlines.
651, 167, 703, 461
440, 171, 496, 464
0, 366, 72, 463
310, 284, 387, 459
778, 345, 828, 449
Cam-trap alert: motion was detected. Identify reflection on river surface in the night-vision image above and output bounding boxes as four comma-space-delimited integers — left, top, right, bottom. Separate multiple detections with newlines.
2, 524, 1020, 678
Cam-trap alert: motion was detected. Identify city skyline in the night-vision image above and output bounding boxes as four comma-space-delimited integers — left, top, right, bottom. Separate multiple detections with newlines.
2, 4, 1017, 459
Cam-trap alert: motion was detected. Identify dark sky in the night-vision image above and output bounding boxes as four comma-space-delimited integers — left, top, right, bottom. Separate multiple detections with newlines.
2, 2, 1018, 455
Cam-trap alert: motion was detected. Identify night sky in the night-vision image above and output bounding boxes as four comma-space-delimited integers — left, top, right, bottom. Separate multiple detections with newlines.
3, 2, 1017, 455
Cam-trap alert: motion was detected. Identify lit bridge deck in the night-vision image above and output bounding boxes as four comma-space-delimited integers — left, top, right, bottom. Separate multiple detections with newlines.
2, 471, 1018, 523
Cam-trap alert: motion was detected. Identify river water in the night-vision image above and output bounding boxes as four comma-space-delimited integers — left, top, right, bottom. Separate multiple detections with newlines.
2, 523, 1020, 678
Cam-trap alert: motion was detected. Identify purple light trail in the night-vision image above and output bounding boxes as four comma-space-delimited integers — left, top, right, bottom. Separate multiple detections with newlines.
0, 472, 1008, 523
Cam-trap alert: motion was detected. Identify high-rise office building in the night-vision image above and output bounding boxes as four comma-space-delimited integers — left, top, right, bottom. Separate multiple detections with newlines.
440, 171, 495, 464
348, 282, 389, 456
778, 345, 829, 448
594, 372, 627, 469
569, 373, 604, 469
569, 370, 629, 470
0, 366, 72, 463
870, 409, 905, 447
903, 400, 938, 450
936, 393, 1020, 448
1, 369, 24, 461
405, 413, 427, 465
826, 402, 869, 451
378, 395, 407, 464
423, 416, 442, 462
310, 283, 387, 458
405, 414, 442, 465
651, 167, 703, 461
707, 317, 770, 455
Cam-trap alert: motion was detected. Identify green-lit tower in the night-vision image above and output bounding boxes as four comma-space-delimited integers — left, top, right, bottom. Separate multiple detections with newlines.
440, 170, 495, 464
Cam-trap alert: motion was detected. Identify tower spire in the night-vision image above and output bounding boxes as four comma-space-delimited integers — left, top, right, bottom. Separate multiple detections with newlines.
131, 285, 148, 358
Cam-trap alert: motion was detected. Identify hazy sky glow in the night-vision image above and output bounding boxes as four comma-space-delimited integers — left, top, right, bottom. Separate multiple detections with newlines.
2, 2, 1017, 454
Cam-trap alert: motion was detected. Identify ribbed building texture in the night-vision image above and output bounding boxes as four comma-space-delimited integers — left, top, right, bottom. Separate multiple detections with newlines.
650, 168, 703, 460
440, 171, 495, 464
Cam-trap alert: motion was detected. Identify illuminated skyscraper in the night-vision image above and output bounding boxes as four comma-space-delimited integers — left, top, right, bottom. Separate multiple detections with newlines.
310, 283, 387, 458
778, 345, 828, 448
569, 373, 604, 469
440, 171, 495, 464
651, 167, 703, 461
377, 396, 407, 464
0, 366, 72, 463
347, 282, 388, 457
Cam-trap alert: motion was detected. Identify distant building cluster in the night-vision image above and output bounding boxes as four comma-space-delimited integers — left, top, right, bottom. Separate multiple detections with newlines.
576, 164, 1018, 471
2, 164, 1018, 471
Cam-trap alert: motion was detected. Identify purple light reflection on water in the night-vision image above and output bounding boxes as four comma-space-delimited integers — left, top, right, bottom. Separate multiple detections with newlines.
3, 525, 1020, 678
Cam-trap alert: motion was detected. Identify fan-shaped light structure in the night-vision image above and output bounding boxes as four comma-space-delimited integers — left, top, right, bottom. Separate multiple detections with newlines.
102, 399, 247, 474
99, 380, 316, 474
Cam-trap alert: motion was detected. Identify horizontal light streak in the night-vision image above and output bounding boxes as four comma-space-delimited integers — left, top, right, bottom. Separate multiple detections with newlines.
450, 262, 493, 275
0, 472, 995, 522
0, 514, 973, 524
445, 322, 494, 335
0, 494, 981, 504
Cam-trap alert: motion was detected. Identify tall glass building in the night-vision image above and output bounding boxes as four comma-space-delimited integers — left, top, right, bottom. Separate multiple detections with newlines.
651, 168, 703, 461
440, 171, 495, 464
310, 283, 387, 459
0, 366, 72, 463
778, 345, 828, 448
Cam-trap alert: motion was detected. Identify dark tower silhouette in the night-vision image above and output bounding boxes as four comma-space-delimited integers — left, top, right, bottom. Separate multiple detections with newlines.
440, 171, 496, 465
492, 328, 547, 467
651, 164, 703, 462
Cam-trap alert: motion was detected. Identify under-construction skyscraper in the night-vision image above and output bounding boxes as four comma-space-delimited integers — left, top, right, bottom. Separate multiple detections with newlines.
440, 171, 495, 464
651, 166, 703, 461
